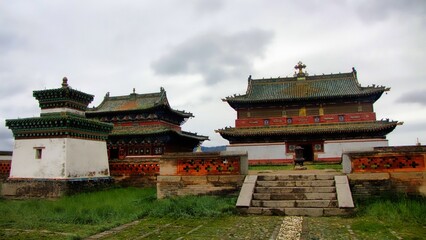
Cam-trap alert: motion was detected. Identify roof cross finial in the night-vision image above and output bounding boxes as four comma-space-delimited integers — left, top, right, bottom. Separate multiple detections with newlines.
294, 61, 306, 76
294, 61, 308, 80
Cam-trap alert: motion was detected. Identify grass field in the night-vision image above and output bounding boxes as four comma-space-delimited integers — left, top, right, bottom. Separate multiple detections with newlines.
0, 187, 236, 239
0, 186, 425, 239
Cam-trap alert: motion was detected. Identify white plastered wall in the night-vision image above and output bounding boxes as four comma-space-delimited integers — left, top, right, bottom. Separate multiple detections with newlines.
9, 138, 110, 179
65, 138, 110, 178
227, 143, 292, 161
318, 139, 389, 159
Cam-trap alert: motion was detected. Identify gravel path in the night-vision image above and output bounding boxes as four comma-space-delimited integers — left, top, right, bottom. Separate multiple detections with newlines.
276, 216, 303, 240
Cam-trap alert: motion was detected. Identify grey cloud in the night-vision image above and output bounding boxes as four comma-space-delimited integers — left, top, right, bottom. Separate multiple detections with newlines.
192, 0, 225, 15
151, 29, 274, 85
353, 0, 426, 23
0, 125, 13, 151
398, 89, 426, 106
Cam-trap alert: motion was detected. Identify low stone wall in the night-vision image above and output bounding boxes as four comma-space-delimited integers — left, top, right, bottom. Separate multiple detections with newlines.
342, 145, 426, 173
1, 177, 113, 198
348, 172, 426, 199
0, 160, 11, 181
157, 175, 245, 199
109, 159, 159, 187
157, 151, 248, 199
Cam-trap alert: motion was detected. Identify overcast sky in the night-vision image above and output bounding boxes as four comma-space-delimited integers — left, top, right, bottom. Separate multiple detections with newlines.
1, 0, 425, 150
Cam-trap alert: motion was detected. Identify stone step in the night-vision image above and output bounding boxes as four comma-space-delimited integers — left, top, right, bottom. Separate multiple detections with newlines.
242, 206, 353, 216
255, 186, 336, 193
256, 180, 335, 187
253, 192, 337, 200
258, 174, 335, 181
252, 200, 338, 208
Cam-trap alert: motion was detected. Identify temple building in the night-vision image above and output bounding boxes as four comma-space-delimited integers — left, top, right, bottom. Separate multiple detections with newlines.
3, 78, 113, 197
216, 62, 401, 165
86, 87, 208, 160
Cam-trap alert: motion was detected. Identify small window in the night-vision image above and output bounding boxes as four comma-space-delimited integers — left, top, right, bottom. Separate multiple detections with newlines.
314, 144, 322, 151
314, 116, 320, 123
35, 148, 43, 159
287, 118, 293, 124
338, 115, 345, 122
263, 119, 270, 126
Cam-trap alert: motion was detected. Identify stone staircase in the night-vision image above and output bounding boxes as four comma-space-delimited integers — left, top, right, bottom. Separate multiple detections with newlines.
236, 174, 354, 216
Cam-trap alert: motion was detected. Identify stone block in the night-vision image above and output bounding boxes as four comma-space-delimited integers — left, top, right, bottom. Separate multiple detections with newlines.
218, 175, 244, 183
206, 175, 219, 182
158, 159, 178, 175
296, 200, 337, 208
244, 175, 258, 183
285, 208, 324, 217
181, 176, 208, 184
315, 174, 337, 180
236, 176, 256, 207
323, 208, 354, 216
157, 176, 181, 182
262, 200, 295, 208
253, 193, 271, 200
335, 176, 355, 208
390, 172, 425, 180
258, 175, 276, 181
348, 173, 390, 181
304, 192, 337, 200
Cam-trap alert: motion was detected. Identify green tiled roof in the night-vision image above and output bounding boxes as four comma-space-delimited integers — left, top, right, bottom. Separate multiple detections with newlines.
6, 113, 113, 140
216, 121, 399, 137
224, 71, 389, 105
87, 88, 193, 117
33, 78, 94, 111
111, 125, 209, 141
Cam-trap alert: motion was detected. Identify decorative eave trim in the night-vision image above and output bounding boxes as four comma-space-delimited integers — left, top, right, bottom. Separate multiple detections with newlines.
216, 121, 399, 138
6, 115, 113, 140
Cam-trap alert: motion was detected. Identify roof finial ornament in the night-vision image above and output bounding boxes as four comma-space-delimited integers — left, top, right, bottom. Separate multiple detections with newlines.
352, 67, 357, 79
62, 77, 69, 88
160, 87, 165, 92
248, 75, 252, 81
133, 88, 135, 94
294, 61, 307, 79
294, 61, 306, 75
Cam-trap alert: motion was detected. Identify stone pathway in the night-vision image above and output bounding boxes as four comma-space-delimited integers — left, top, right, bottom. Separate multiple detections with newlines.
276, 216, 303, 240
85, 220, 141, 239
81, 215, 421, 239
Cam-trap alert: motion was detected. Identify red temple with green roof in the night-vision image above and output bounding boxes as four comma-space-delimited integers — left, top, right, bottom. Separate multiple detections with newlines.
86, 87, 208, 160
216, 62, 401, 164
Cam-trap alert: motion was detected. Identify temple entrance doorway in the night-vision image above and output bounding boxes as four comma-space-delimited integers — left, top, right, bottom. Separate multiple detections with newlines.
299, 144, 314, 162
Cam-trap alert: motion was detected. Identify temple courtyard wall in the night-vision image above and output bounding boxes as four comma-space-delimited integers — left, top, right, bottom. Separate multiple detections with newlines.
2, 146, 425, 199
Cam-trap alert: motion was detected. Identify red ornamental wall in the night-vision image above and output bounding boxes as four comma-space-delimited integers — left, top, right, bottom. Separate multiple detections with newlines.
235, 112, 376, 128
352, 154, 425, 173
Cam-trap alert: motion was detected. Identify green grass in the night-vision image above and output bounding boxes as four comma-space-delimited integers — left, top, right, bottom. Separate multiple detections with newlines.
356, 194, 426, 227
0, 187, 236, 239
303, 195, 426, 240
249, 163, 342, 171
1, 184, 424, 239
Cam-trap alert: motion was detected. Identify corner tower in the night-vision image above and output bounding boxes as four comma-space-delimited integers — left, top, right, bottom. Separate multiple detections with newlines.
3, 78, 113, 197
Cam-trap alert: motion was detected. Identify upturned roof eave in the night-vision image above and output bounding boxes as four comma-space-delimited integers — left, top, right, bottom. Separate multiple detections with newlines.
224, 90, 386, 106
216, 121, 399, 137
87, 104, 193, 118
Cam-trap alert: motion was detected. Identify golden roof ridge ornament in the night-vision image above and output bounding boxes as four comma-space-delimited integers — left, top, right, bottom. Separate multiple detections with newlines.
294, 61, 307, 80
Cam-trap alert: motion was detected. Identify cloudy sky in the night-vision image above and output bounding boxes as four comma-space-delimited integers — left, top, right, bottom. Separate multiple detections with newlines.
1, 0, 425, 150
